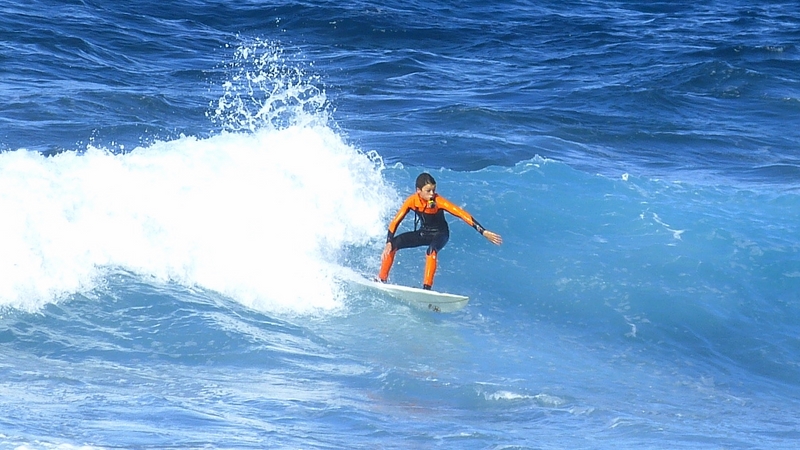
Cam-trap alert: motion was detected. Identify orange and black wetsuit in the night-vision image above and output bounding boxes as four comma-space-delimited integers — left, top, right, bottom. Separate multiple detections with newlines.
378, 193, 487, 289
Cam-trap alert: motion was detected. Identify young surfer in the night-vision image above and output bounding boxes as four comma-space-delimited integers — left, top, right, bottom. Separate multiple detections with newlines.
378, 172, 503, 290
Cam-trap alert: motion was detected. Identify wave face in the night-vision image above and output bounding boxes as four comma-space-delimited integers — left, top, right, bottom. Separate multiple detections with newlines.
2, 0, 800, 449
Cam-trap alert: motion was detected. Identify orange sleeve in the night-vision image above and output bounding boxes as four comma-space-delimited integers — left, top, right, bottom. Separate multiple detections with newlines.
436, 195, 487, 235
436, 195, 474, 226
386, 194, 415, 241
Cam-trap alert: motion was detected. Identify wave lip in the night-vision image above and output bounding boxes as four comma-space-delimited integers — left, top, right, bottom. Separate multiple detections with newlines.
0, 126, 391, 314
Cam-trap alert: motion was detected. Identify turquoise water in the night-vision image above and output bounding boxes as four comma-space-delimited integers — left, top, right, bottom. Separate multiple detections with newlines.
1, 1, 799, 448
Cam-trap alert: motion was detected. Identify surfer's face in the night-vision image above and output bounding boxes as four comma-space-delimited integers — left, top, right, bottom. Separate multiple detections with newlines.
417, 183, 436, 201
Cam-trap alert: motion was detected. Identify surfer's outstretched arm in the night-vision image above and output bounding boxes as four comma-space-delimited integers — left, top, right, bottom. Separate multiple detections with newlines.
471, 217, 503, 245
436, 196, 503, 246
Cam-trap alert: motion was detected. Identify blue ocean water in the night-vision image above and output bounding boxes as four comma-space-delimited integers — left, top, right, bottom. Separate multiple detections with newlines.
2, 0, 800, 448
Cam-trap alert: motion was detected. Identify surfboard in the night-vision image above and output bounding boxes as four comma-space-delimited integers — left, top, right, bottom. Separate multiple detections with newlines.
351, 276, 469, 313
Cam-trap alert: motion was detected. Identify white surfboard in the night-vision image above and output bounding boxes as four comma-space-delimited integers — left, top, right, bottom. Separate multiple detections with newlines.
351, 276, 469, 313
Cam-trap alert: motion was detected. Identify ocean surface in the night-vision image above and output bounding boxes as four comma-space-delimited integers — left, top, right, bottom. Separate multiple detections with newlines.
2, 0, 800, 448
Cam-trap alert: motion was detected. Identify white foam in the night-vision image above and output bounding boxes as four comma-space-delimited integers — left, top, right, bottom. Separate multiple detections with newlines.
0, 127, 393, 314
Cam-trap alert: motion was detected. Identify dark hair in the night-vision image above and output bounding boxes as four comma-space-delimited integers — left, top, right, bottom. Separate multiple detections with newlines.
415, 172, 436, 189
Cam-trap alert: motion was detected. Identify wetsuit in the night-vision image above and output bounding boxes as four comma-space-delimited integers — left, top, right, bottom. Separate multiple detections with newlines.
378, 193, 487, 289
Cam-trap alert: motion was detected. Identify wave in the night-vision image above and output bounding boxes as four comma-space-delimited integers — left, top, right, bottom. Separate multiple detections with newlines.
452, 159, 800, 384
0, 40, 394, 314
0, 127, 391, 314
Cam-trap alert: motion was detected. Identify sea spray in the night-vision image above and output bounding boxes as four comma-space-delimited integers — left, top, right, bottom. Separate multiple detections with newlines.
208, 37, 330, 132
0, 40, 394, 314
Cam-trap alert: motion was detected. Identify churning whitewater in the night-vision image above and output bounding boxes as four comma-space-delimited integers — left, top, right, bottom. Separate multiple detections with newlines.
2, 1, 800, 449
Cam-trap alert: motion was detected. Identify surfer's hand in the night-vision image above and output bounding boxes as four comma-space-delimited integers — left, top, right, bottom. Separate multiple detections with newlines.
483, 230, 503, 245
381, 242, 393, 260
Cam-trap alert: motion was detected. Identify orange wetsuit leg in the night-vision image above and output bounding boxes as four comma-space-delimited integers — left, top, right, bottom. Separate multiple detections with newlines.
423, 250, 437, 290
378, 249, 396, 282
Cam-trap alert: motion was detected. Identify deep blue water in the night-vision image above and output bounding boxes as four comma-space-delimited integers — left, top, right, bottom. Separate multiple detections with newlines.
2, 1, 800, 449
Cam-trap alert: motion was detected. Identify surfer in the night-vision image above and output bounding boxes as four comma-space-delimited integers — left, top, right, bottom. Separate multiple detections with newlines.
378, 172, 503, 290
